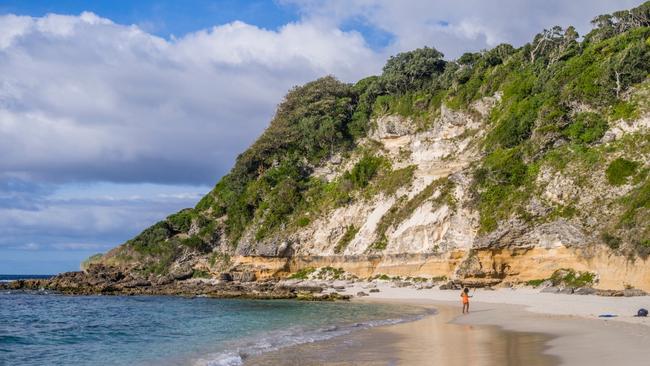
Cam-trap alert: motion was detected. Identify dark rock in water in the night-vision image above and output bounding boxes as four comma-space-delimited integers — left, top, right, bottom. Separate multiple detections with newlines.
541, 286, 560, 293
637, 308, 648, 317
574, 287, 596, 295
356, 291, 369, 297
332, 285, 346, 290
369, 288, 380, 293
219, 273, 233, 282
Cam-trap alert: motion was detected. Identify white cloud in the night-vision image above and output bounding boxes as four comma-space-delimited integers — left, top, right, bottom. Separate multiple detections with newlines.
0, 12, 381, 186
285, 0, 645, 58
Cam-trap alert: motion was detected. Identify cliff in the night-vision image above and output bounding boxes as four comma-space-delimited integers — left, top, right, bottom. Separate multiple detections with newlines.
87, 3, 650, 291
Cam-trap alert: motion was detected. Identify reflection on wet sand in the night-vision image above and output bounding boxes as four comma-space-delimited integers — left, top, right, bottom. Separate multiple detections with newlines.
246, 305, 558, 366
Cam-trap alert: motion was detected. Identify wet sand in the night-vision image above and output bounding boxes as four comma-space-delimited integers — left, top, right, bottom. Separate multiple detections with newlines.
246, 303, 558, 366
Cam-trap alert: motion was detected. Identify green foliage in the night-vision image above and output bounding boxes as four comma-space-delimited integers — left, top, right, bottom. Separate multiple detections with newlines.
526, 279, 546, 287
180, 236, 209, 253
375, 165, 416, 197
195, 194, 215, 211
563, 112, 608, 144
313, 266, 346, 280
192, 269, 211, 279
345, 154, 385, 189
166, 209, 195, 233
81, 253, 103, 270
606, 158, 639, 185
289, 267, 316, 279
601, 232, 622, 249
209, 76, 357, 243
335, 225, 359, 254
296, 216, 311, 227
550, 269, 596, 288
128, 221, 172, 255
473, 148, 537, 232
208, 252, 231, 268
381, 47, 446, 94
610, 100, 639, 120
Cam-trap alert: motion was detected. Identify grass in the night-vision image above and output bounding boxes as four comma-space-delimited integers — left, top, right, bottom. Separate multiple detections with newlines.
335, 225, 359, 254
525, 279, 546, 287
606, 158, 639, 185
289, 267, 316, 280
192, 269, 211, 279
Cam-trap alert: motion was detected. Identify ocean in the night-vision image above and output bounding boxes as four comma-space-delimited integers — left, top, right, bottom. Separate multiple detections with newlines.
0, 284, 427, 365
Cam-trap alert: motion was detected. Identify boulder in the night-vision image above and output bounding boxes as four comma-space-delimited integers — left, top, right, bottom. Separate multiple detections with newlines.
369, 288, 380, 293
574, 287, 596, 295
559, 287, 575, 294
356, 291, 369, 297
541, 286, 560, 293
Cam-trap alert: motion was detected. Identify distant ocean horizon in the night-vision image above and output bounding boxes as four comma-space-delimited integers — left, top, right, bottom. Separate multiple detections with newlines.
0, 274, 53, 283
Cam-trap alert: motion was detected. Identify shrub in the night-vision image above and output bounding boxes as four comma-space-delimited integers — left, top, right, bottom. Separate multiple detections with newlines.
606, 158, 639, 185
345, 154, 385, 189
192, 269, 211, 279
526, 279, 546, 287
550, 268, 596, 287
601, 232, 622, 249
563, 112, 608, 144
335, 225, 359, 254
289, 267, 316, 279
167, 209, 195, 233
296, 216, 311, 227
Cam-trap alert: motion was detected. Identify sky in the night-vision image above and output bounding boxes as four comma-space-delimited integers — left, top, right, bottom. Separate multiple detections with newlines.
0, 0, 645, 274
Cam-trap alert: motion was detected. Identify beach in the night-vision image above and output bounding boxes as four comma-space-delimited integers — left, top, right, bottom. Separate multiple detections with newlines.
246, 284, 650, 365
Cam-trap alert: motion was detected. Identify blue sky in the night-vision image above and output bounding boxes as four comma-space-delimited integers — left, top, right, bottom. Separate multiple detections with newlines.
0, 0, 644, 274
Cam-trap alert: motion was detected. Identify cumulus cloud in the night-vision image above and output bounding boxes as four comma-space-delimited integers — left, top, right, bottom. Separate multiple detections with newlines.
285, 0, 645, 58
0, 12, 381, 186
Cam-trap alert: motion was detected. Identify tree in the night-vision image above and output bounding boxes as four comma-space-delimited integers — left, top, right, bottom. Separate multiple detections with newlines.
381, 47, 446, 94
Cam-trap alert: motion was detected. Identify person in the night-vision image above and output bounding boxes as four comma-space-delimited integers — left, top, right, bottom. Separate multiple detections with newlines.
461, 287, 472, 314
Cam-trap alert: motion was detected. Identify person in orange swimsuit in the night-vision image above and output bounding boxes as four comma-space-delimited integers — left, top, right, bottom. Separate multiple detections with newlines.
461, 287, 472, 314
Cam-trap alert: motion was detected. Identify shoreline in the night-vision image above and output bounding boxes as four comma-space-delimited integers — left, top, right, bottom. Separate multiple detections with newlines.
245, 284, 650, 365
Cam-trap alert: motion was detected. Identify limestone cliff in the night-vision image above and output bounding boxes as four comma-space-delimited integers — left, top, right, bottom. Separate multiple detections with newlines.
89, 3, 650, 291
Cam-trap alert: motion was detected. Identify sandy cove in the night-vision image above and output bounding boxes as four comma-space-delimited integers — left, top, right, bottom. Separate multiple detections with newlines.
246, 284, 650, 366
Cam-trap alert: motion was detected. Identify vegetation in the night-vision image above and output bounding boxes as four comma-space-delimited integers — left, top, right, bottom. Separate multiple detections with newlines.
606, 158, 639, 185
288, 267, 316, 280
335, 225, 359, 254
112, 1, 650, 267
525, 279, 546, 287
549, 269, 597, 288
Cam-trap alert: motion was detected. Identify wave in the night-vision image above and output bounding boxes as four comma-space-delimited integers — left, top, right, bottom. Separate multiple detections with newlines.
193, 309, 435, 366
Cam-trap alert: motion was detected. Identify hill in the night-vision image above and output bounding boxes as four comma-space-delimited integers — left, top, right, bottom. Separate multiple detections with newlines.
89, 2, 650, 291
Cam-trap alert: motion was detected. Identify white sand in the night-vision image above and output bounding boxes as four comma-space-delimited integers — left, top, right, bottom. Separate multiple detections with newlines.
339, 282, 650, 326
337, 282, 650, 365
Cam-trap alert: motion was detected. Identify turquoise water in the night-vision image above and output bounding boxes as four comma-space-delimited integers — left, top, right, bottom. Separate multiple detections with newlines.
0, 290, 426, 366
